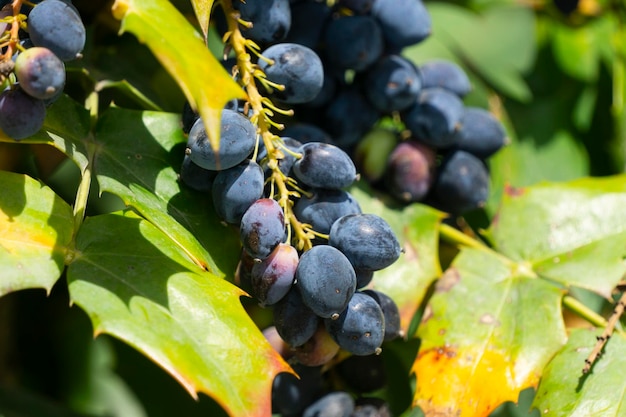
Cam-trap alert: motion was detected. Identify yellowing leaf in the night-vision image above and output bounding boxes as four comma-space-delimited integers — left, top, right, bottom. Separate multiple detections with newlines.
415, 347, 532, 416
413, 248, 567, 417
190, 0, 214, 42
111, 0, 244, 152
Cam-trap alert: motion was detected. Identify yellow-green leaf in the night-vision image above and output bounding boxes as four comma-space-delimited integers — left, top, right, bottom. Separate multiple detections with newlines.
190, 0, 214, 42
111, 0, 244, 152
0, 171, 74, 296
67, 211, 292, 417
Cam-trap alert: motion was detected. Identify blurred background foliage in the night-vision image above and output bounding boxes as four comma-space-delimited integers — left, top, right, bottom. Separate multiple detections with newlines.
0, 0, 624, 416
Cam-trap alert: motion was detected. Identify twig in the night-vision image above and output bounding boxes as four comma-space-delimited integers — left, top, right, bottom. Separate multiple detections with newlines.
582, 292, 626, 374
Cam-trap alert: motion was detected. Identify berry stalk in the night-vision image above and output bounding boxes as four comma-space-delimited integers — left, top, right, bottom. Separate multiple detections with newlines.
220, 0, 314, 251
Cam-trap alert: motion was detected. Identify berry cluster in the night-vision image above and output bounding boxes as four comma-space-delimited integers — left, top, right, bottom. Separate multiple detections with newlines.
180, 0, 410, 412
0, 0, 85, 140
274, 0, 507, 216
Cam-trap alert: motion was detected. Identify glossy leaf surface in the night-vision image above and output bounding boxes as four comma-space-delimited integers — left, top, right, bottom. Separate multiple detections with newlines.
486, 176, 626, 298
67, 211, 291, 417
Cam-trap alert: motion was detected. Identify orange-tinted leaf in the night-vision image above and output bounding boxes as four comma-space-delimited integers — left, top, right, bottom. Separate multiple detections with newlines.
412, 248, 567, 417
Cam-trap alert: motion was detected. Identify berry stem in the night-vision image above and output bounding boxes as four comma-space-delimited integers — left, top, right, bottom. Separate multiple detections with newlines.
562, 295, 608, 329
1, 1, 24, 62
221, 0, 313, 251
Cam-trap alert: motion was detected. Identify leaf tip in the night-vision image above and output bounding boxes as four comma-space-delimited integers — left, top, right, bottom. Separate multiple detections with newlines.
111, 0, 129, 21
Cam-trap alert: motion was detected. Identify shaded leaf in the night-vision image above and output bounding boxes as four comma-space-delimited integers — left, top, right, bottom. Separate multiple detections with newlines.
351, 184, 444, 335
0, 95, 91, 171
486, 176, 626, 298
413, 248, 567, 417
67, 211, 291, 417
92, 107, 240, 276
96, 79, 163, 112
111, 0, 244, 152
533, 328, 626, 416
0, 171, 74, 296
550, 17, 616, 82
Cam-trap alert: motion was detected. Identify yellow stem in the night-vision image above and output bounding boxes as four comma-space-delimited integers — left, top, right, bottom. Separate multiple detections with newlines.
220, 0, 314, 251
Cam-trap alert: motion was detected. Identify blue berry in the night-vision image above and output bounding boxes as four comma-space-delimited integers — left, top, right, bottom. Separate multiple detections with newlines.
28, 0, 86, 61
329, 214, 401, 271
259, 43, 324, 104
186, 109, 257, 171
325, 292, 385, 356
296, 245, 356, 319
293, 142, 358, 189
294, 189, 362, 235
211, 159, 264, 224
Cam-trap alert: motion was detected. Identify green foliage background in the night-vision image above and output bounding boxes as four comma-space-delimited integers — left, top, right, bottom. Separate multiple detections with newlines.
0, 0, 625, 416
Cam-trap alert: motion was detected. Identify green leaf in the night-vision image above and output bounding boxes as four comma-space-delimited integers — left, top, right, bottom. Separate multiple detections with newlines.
95, 79, 163, 112
111, 0, 244, 152
533, 329, 626, 416
0, 95, 91, 171
485, 175, 626, 298
0, 171, 74, 296
67, 211, 291, 417
93, 107, 240, 277
426, 3, 535, 102
190, 0, 214, 42
351, 184, 444, 335
550, 17, 617, 82
413, 248, 567, 417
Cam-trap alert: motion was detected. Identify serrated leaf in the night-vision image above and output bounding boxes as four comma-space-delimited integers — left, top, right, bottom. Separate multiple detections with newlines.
93, 107, 240, 276
0, 95, 91, 171
351, 184, 444, 335
0, 171, 74, 296
111, 0, 244, 152
190, 0, 214, 42
413, 248, 567, 417
533, 329, 626, 416
67, 211, 291, 417
486, 176, 626, 298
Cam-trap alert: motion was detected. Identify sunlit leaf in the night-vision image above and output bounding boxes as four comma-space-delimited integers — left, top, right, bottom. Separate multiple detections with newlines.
93, 107, 240, 277
485, 175, 626, 298
0, 171, 74, 296
413, 248, 567, 417
351, 184, 444, 336
67, 211, 291, 417
111, 0, 244, 152
190, 0, 215, 42
533, 328, 626, 416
